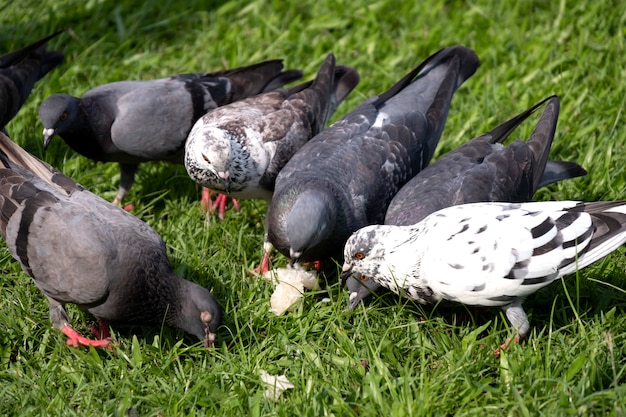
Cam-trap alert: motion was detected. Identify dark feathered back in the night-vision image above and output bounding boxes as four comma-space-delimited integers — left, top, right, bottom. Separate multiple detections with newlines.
0, 31, 64, 129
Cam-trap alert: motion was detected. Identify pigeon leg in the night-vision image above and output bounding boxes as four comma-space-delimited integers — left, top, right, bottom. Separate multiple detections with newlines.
200, 187, 211, 210
200, 188, 240, 220
254, 251, 272, 275
211, 193, 241, 220
494, 301, 529, 355
112, 163, 139, 209
252, 239, 274, 275
90, 318, 111, 339
61, 324, 111, 348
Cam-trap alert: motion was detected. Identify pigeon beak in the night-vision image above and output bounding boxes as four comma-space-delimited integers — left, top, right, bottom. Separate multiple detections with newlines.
43, 128, 56, 150
339, 263, 353, 284
204, 331, 217, 348
289, 248, 302, 261
201, 310, 217, 348
348, 291, 360, 311
218, 171, 231, 193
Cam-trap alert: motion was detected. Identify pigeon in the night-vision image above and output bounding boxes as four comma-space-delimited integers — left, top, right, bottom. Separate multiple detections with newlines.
38, 59, 303, 210
184, 53, 359, 202
341, 200, 626, 344
266, 45, 480, 267
0, 132, 222, 348
345, 95, 588, 309
1, 31, 64, 130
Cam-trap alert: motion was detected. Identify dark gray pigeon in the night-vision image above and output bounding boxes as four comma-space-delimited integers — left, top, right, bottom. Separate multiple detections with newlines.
38, 59, 303, 208
0, 132, 222, 348
0, 31, 64, 130
345, 95, 588, 309
266, 45, 480, 267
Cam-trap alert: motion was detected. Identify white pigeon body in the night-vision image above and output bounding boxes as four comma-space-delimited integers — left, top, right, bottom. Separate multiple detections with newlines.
184, 98, 285, 200
342, 201, 626, 337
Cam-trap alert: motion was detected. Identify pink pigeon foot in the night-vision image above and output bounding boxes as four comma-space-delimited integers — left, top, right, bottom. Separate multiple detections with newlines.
252, 251, 272, 275
90, 318, 111, 340
112, 197, 134, 211
62, 324, 112, 349
200, 188, 240, 220
494, 336, 521, 357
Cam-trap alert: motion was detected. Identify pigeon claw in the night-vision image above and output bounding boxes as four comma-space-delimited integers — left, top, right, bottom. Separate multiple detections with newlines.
252, 251, 272, 276
90, 318, 111, 340
200, 188, 240, 220
62, 324, 112, 349
204, 331, 217, 348
111, 197, 134, 212
494, 336, 521, 357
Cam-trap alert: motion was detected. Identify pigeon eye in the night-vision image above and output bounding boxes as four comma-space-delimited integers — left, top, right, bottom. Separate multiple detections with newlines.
354, 252, 365, 260
59, 111, 68, 121
202, 154, 210, 164
359, 274, 368, 281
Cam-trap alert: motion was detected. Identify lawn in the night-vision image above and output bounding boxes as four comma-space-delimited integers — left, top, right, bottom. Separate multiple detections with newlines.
1, 0, 626, 415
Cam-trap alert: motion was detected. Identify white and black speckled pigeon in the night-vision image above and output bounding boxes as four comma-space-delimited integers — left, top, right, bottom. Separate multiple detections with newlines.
38, 60, 303, 209
266, 45, 480, 266
341, 200, 626, 344
0, 132, 222, 348
1, 31, 64, 130
345, 95, 588, 309
184, 53, 359, 202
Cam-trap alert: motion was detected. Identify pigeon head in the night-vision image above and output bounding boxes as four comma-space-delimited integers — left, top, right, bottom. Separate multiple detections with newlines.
184, 125, 235, 193
341, 224, 400, 283
39, 94, 81, 149
285, 189, 337, 261
177, 280, 223, 347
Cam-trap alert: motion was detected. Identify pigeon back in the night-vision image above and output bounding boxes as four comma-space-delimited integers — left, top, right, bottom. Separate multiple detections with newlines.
0, 31, 64, 129
385, 96, 587, 227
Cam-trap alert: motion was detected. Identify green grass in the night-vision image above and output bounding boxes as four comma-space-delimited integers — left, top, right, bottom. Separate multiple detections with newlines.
2, 0, 626, 415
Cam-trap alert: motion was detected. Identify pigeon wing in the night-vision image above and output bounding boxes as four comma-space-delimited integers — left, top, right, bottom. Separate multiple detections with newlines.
419, 202, 592, 306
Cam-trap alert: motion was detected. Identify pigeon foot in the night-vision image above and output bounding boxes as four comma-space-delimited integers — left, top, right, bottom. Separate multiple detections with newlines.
252, 252, 273, 275
494, 336, 521, 357
90, 318, 111, 339
111, 197, 134, 211
200, 188, 240, 220
62, 324, 112, 348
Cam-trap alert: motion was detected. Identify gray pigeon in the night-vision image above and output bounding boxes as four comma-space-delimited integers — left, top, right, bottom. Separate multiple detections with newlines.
0, 132, 222, 348
341, 200, 626, 345
184, 53, 359, 201
1, 31, 64, 130
38, 59, 303, 208
346, 95, 588, 309
266, 45, 480, 266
